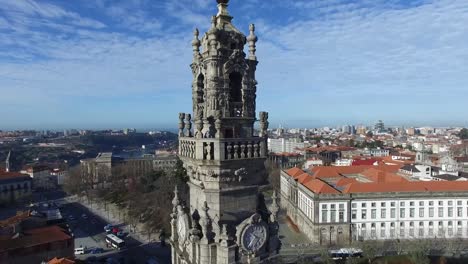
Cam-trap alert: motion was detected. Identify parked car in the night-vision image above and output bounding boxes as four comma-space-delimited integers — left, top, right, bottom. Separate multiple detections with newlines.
68, 215, 75, 221
74, 247, 85, 255
112, 227, 120, 234
104, 224, 113, 233
82, 213, 88, 219
116, 231, 125, 238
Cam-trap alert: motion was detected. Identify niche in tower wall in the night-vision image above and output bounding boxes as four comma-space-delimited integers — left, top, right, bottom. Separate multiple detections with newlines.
229, 72, 243, 117
224, 128, 234, 138
203, 142, 214, 160
196, 74, 205, 119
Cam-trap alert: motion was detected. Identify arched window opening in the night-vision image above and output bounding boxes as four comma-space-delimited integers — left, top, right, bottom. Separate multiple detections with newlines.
197, 74, 205, 103
229, 72, 242, 102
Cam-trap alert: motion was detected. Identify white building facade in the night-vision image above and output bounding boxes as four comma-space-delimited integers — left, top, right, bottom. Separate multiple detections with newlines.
268, 138, 306, 153
280, 170, 468, 245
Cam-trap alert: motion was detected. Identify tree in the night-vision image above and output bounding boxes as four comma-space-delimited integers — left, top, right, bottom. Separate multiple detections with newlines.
366, 131, 374, 138
459, 128, 468, 140
406, 239, 431, 264
265, 160, 281, 191
63, 166, 85, 195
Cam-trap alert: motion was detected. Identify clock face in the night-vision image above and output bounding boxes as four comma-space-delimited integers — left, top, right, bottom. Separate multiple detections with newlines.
177, 217, 187, 242
242, 224, 267, 252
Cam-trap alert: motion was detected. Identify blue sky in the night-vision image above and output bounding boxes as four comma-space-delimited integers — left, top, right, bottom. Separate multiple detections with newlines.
1, 0, 468, 130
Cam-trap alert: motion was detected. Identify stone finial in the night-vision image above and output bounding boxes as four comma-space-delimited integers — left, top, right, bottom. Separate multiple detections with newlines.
219, 224, 229, 246
259, 111, 269, 137
172, 186, 180, 216
211, 15, 217, 29
185, 113, 192, 137
178, 113, 186, 137
192, 28, 201, 59
247, 24, 258, 60
268, 191, 280, 223
216, 0, 231, 21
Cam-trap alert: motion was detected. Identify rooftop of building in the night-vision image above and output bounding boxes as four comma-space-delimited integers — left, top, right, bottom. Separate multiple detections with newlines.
433, 174, 464, 181
283, 165, 468, 195
48, 257, 75, 264
301, 146, 356, 153
23, 164, 50, 173
271, 152, 302, 157
0, 171, 31, 181
0, 225, 71, 253
0, 211, 30, 228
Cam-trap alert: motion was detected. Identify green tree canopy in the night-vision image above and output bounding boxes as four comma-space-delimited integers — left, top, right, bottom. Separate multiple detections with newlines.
459, 128, 468, 139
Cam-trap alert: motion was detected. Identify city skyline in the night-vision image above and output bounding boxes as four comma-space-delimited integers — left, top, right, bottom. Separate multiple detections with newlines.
1, 0, 468, 129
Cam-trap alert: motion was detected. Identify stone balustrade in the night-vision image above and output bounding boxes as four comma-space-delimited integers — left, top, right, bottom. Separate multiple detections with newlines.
178, 137, 267, 161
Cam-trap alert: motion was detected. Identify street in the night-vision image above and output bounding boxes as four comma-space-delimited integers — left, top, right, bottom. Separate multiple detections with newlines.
60, 197, 171, 264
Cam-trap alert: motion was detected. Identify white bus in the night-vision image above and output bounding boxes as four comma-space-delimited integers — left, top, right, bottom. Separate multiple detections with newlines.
105, 234, 125, 249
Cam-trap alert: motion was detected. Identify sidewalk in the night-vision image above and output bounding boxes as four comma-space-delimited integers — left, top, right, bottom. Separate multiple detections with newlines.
76, 196, 156, 244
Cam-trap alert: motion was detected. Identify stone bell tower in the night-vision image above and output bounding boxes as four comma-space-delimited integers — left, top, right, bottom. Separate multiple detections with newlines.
171, 0, 281, 263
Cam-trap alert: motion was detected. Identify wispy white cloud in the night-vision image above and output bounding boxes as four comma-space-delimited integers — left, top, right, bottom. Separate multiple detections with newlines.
0, 0, 467, 128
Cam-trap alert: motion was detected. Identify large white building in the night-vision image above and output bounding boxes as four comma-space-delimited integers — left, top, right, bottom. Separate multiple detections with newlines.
280, 165, 468, 245
268, 138, 307, 153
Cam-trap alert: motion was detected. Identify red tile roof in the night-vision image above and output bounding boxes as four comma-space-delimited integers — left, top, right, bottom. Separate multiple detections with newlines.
285, 167, 304, 178
360, 168, 408, 183
335, 177, 357, 187
310, 165, 401, 179
48, 257, 75, 264
0, 211, 30, 228
303, 179, 340, 194
0, 171, 30, 181
295, 173, 314, 184
342, 181, 468, 194
352, 159, 378, 166
0, 225, 71, 252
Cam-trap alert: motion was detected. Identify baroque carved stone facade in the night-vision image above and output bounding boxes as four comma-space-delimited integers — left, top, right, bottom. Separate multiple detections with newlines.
171, 1, 281, 263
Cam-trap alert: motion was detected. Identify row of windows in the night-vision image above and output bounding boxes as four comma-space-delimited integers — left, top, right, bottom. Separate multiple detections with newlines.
1, 183, 30, 192
321, 203, 345, 210
352, 200, 467, 208
355, 220, 465, 229
351, 207, 467, 220
321, 210, 346, 223
357, 227, 466, 239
